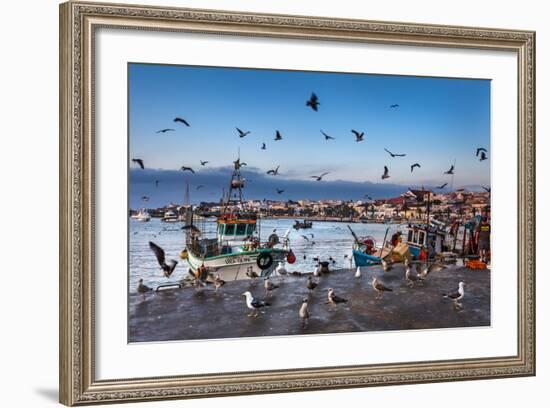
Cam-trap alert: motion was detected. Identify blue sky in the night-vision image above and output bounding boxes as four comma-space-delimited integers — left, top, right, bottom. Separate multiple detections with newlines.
129, 63, 490, 207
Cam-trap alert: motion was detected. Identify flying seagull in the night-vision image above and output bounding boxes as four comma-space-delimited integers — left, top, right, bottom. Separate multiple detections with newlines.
132, 158, 144, 169
476, 147, 487, 157
267, 165, 280, 175
276, 189, 285, 194
180, 166, 195, 173
416, 262, 447, 279
306, 92, 320, 111
479, 151, 488, 161
141, 195, 149, 202
327, 288, 348, 309
200, 160, 209, 166
351, 129, 364, 142
196, 185, 205, 190
148, 241, 178, 277
436, 182, 448, 189
299, 298, 310, 328
443, 281, 465, 310
444, 165, 455, 175
156, 128, 175, 134
411, 163, 421, 173
384, 148, 407, 157
264, 276, 279, 296
390, 104, 400, 108
236, 127, 250, 138
306, 275, 318, 292
261, 143, 266, 150
310, 172, 329, 181
321, 130, 335, 140
381, 166, 390, 179
242, 291, 270, 317
173, 117, 190, 126
137, 278, 152, 293
274, 130, 283, 141
481, 186, 491, 193
154, 180, 160, 188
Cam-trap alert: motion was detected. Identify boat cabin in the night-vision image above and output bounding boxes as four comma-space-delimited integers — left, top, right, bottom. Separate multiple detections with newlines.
404, 224, 446, 259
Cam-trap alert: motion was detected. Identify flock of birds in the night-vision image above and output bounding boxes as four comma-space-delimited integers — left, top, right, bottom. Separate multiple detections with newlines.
138, 239, 467, 329
131, 91, 489, 199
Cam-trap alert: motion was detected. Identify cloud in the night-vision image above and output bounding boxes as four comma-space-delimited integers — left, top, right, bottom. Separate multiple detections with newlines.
129, 167, 419, 208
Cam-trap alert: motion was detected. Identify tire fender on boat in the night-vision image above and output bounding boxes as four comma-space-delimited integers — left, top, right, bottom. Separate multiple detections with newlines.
256, 253, 274, 270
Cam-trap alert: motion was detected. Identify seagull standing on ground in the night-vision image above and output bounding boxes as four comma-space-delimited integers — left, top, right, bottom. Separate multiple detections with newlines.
214, 274, 226, 292
299, 298, 310, 328
137, 278, 152, 293
242, 291, 270, 317
355, 266, 361, 278
264, 277, 279, 296
246, 268, 259, 280
371, 277, 393, 298
443, 281, 465, 310
327, 288, 348, 310
148, 241, 178, 277
275, 262, 287, 279
306, 275, 318, 292
381, 258, 393, 273
405, 265, 424, 287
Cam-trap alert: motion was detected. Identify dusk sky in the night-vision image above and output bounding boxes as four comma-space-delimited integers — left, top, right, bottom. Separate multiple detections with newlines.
129, 63, 490, 208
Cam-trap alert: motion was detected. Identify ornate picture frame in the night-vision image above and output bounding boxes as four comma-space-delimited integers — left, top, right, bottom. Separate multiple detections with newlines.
59, 1, 535, 405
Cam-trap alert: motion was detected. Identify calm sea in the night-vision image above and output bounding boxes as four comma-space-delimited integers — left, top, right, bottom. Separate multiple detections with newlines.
129, 218, 402, 290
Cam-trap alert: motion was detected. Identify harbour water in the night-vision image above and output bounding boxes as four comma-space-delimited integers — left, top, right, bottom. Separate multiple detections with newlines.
129, 218, 403, 290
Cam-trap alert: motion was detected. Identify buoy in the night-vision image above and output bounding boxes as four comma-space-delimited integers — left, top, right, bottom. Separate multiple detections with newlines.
180, 249, 188, 260
287, 249, 296, 264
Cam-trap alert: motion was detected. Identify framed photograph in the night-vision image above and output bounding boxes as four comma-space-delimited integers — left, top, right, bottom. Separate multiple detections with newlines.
59, 1, 535, 405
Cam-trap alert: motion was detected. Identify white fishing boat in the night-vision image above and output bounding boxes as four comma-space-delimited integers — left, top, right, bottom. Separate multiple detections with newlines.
161, 210, 179, 223
182, 158, 294, 281
133, 209, 151, 222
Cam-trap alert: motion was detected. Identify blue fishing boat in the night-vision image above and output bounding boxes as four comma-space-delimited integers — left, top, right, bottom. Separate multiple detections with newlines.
404, 223, 446, 259
348, 226, 389, 266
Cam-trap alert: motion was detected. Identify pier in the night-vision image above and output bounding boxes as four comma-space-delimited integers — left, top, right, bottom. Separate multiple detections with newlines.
129, 264, 490, 342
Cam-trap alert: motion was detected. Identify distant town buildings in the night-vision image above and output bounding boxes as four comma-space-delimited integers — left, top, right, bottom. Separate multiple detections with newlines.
131, 188, 490, 224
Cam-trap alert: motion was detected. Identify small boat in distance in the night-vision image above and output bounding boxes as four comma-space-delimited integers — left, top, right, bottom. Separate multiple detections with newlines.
293, 219, 313, 230
161, 210, 178, 223
133, 208, 151, 222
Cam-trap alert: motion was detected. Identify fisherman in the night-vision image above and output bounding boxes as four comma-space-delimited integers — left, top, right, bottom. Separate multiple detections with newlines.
477, 216, 491, 263
390, 231, 402, 247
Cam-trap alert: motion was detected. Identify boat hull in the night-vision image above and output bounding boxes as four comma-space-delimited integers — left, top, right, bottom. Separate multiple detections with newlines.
187, 248, 289, 281
352, 249, 382, 267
